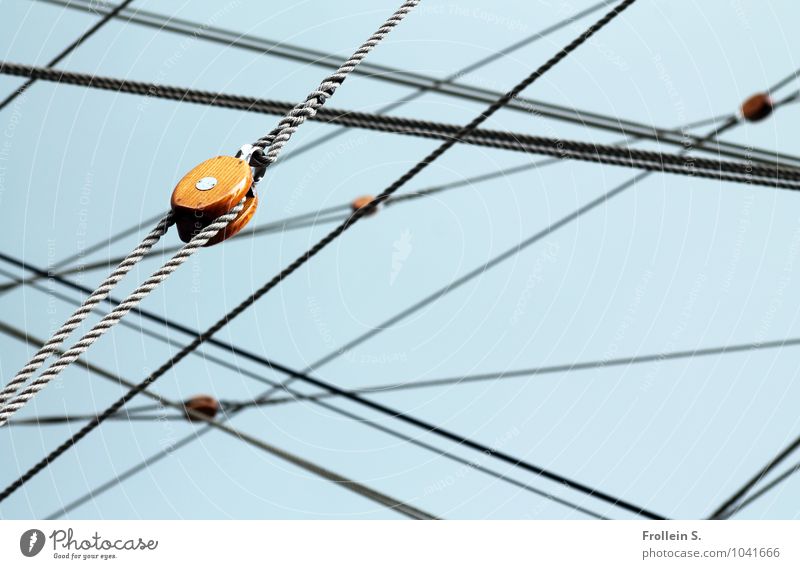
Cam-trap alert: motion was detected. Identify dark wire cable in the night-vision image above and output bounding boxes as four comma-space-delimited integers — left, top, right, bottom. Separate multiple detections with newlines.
7, 1, 618, 295
0, 269, 604, 518
708, 432, 800, 519
0, 108, 743, 518
35, 0, 793, 168
718, 459, 800, 519
0, 0, 135, 112
275, 0, 619, 164
0, 319, 435, 520
6, 61, 800, 189
0, 210, 166, 295
19, 212, 349, 285
0, 0, 652, 515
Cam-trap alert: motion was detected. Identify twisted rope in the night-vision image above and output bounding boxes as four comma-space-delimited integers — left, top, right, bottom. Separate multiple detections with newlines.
0, 0, 641, 506
0, 200, 243, 426
3, 62, 799, 189
247, 0, 420, 169
0, 213, 174, 407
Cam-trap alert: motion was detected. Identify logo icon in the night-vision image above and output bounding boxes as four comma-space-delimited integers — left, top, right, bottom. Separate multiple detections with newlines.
19, 529, 45, 557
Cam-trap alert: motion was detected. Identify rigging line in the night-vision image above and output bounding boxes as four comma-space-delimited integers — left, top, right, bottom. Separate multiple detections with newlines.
0, 201, 243, 425
0, 319, 436, 520
0, 116, 744, 510
17, 211, 350, 286
36, 0, 787, 168
768, 67, 800, 94
0, 269, 609, 519
718, 459, 800, 519
3, 65, 799, 192
36, 115, 736, 292
5, 64, 800, 180
9, 0, 618, 290
263, 336, 800, 406
0, 210, 167, 295
6, 413, 182, 425
0, 265, 291, 397
0, 213, 174, 408
0, 0, 648, 513
0, 281, 600, 521
251, 116, 737, 411
708, 432, 800, 520
272, 0, 619, 165
0, 0, 420, 425
0, 0, 135, 113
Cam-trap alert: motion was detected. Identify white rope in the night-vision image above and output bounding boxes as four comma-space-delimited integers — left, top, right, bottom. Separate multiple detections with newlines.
0, 213, 174, 407
0, 0, 420, 425
249, 0, 420, 169
0, 200, 244, 425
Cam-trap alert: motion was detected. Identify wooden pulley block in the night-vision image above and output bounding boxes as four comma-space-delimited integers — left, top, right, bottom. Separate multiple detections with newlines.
183, 394, 220, 422
171, 155, 258, 246
350, 194, 379, 216
740, 93, 773, 122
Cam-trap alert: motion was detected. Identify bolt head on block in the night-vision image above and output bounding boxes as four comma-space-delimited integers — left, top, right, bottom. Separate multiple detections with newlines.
171, 156, 258, 246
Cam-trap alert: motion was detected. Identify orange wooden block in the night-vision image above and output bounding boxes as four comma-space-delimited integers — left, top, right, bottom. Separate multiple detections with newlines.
183, 395, 220, 422
741, 93, 773, 122
171, 155, 258, 246
351, 194, 379, 216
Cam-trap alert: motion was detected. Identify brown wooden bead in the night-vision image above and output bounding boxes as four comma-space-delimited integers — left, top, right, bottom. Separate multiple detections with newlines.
740, 93, 773, 122
183, 395, 219, 422
171, 156, 257, 246
351, 194, 378, 216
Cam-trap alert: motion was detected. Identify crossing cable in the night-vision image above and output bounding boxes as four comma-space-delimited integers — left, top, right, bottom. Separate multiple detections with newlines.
0, 0, 420, 425
6, 63, 800, 191
0, 203, 243, 425
0, 324, 434, 520
716, 459, 800, 519
3, 0, 617, 296
708, 432, 800, 519
0, 0, 135, 112
0, 265, 292, 398
0, 210, 166, 295
0, 114, 743, 516
254, 335, 800, 406
0, 292, 604, 520
0, 209, 348, 291
0, 209, 654, 519
36, 0, 796, 168
39, 212, 350, 283
0, 0, 657, 517
266, 0, 620, 165
0, 213, 173, 408
10, 106, 788, 517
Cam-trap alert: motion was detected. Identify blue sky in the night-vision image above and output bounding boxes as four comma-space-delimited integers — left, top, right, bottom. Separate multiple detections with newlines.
1, 0, 800, 520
